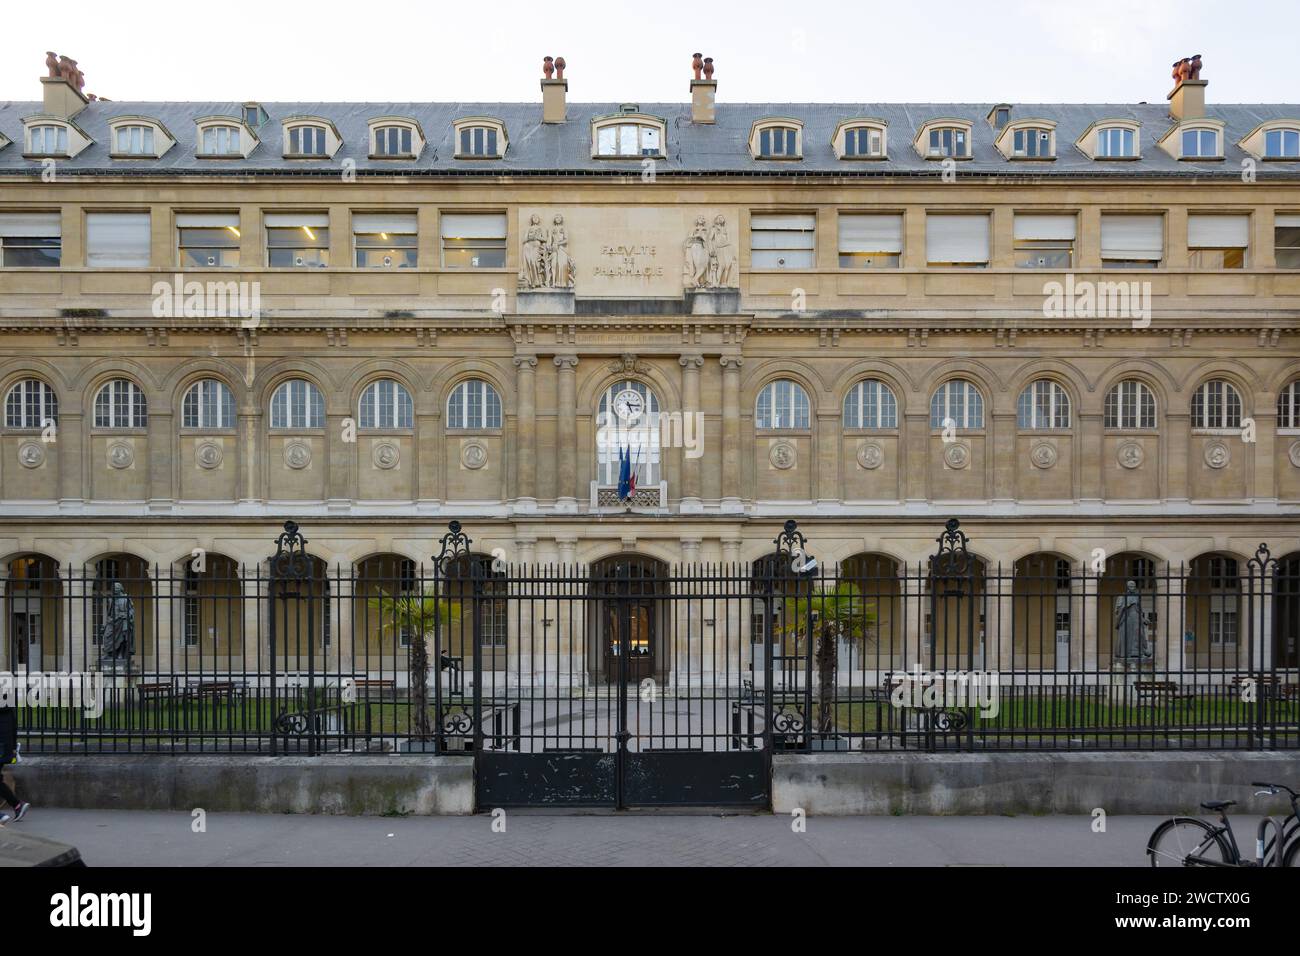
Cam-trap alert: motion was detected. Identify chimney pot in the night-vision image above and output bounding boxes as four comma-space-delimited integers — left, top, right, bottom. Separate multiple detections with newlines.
541, 56, 567, 124
41, 51, 88, 118
690, 54, 716, 124
1167, 53, 1207, 121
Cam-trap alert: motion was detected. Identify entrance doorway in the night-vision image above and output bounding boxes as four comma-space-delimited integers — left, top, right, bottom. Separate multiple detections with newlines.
589, 556, 666, 684
9, 610, 41, 670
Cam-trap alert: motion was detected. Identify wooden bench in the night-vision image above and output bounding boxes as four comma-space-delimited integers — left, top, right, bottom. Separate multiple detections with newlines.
1134, 680, 1194, 710
135, 681, 174, 702
351, 678, 396, 700
187, 680, 245, 702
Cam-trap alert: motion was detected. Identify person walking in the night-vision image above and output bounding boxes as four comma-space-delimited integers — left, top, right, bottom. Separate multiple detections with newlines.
0, 706, 30, 824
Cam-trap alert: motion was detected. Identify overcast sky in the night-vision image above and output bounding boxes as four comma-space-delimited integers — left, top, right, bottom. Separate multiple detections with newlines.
4, 0, 1298, 104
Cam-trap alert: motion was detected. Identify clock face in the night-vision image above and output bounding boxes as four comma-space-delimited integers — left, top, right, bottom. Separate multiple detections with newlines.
612, 388, 645, 422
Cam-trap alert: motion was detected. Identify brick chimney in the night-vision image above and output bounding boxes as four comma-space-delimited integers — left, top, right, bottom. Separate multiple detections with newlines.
42, 52, 88, 119
1167, 54, 1207, 121
541, 55, 567, 124
690, 53, 716, 124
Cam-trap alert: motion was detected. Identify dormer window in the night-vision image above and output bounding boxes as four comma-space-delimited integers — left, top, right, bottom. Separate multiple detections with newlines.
1012, 127, 1052, 157
459, 126, 498, 157
991, 106, 1011, 129
114, 125, 154, 155
375, 126, 412, 156
289, 125, 325, 156
593, 115, 665, 158
928, 126, 968, 158
749, 119, 803, 160
242, 104, 266, 128
1181, 128, 1219, 158
834, 120, 887, 159
1096, 127, 1136, 158
1265, 128, 1300, 159
201, 125, 240, 156
28, 124, 67, 156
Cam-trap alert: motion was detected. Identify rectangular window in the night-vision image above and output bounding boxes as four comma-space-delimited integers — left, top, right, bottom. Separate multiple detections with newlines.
458, 127, 499, 157
1274, 214, 1300, 269
176, 212, 240, 268
1265, 129, 1300, 159
265, 213, 330, 267
1012, 128, 1052, 158
113, 125, 155, 156
758, 127, 797, 158
200, 126, 241, 156
925, 213, 990, 268
927, 127, 968, 158
288, 126, 326, 156
1100, 214, 1163, 268
86, 212, 151, 267
0, 212, 62, 267
374, 126, 413, 157
1096, 128, 1135, 158
838, 214, 901, 268
440, 213, 507, 268
1181, 128, 1219, 158
750, 213, 815, 268
843, 127, 883, 157
1188, 214, 1248, 269
28, 125, 68, 155
352, 213, 417, 268
1013, 214, 1076, 268
596, 123, 662, 157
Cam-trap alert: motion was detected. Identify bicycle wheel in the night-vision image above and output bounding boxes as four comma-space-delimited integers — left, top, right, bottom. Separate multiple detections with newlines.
1147, 818, 1232, 867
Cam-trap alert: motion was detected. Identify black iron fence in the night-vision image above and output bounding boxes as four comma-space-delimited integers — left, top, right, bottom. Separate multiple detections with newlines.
2, 518, 1297, 755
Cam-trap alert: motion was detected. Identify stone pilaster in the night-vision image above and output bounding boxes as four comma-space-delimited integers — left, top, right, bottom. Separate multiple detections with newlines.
678, 355, 704, 512
514, 356, 538, 510
719, 356, 743, 512
553, 356, 579, 513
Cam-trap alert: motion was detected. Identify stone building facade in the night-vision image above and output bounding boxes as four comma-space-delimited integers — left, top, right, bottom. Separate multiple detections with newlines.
1, 60, 1298, 674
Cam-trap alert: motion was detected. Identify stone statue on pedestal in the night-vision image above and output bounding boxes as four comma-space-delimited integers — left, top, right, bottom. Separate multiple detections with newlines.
98, 582, 135, 668
1113, 580, 1152, 663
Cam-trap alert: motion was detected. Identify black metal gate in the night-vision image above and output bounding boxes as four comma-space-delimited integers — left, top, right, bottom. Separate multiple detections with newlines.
458, 523, 814, 809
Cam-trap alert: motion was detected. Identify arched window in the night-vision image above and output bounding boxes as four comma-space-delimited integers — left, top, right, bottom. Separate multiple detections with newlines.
756, 380, 810, 430
4, 379, 58, 429
930, 380, 984, 429
359, 379, 413, 429
1191, 379, 1243, 430
1017, 380, 1071, 429
447, 379, 502, 430
199, 124, 241, 156
94, 379, 147, 429
1104, 380, 1157, 429
182, 379, 235, 429
1277, 379, 1300, 429
596, 380, 661, 487
843, 379, 898, 429
270, 379, 324, 429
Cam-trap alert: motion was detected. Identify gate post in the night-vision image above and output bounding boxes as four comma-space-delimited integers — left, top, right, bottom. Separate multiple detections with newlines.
771, 519, 815, 751
928, 518, 975, 752
433, 521, 473, 754
1245, 543, 1277, 750
269, 520, 312, 756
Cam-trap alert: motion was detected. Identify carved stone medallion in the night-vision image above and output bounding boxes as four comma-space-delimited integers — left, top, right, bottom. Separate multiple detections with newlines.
857, 442, 884, 470
943, 442, 970, 470
1117, 441, 1145, 470
284, 441, 312, 470
195, 441, 223, 470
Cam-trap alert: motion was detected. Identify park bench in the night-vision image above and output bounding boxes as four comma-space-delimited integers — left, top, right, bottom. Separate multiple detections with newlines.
187, 680, 246, 702
1134, 680, 1194, 717
135, 681, 174, 702
1230, 674, 1281, 699
351, 678, 396, 700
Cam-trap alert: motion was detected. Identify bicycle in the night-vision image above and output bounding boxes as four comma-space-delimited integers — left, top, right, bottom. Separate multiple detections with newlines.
1147, 782, 1300, 867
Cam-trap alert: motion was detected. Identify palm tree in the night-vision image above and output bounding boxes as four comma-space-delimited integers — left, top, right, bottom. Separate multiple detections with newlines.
367, 588, 463, 741
775, 581, 875, 734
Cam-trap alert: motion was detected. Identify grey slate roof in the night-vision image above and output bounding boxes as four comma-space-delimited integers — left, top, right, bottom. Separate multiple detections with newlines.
0, 99, 1297, 176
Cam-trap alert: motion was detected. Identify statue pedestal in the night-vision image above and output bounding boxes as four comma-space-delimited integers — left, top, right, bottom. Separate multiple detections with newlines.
685, 288, 740, 315
516, 289, 575, 315
1109, 660, 1154, 707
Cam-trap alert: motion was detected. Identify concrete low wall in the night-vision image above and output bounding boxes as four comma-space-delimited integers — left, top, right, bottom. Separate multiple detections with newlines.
16, 755, 475, 816
773, 752, 1300, 815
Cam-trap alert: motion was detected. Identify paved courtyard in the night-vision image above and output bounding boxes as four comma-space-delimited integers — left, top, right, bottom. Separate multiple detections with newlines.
20, 809, 1161, 866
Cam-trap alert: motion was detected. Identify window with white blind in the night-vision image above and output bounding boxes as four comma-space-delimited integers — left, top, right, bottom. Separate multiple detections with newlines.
838, 214, 902, 268
270, 379, 324, 429
1017, 380, 1071, 429
358, 379, 413, 429
1188, 215, 1248, 269
199, 125, 241, 156
86, 212, 151, 267
1101, 214, 1163, 268
930, 380, 984, 429
0, 212, 62, 267
265, 213, 329, 268
27, 124, 69, 156
1191, 379, 1243, 430
177, 212, 240, 268
1277, 380, 1300, 430
440, 213, 507, 268
94, 379, 148, 429
843, 379, 898, 429
447, 379, 502, 430
1274, 214, 1300, 269
4, 379, 58, 429
1104, 380, 1157, 430
1013, 214, 1076, 268
750, 214, 815, 269
352, 213, 417, 269
182, 379, 236, 429
112, 125, 156, 156
756, 380, 810, 430
926, 214, 990, 268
